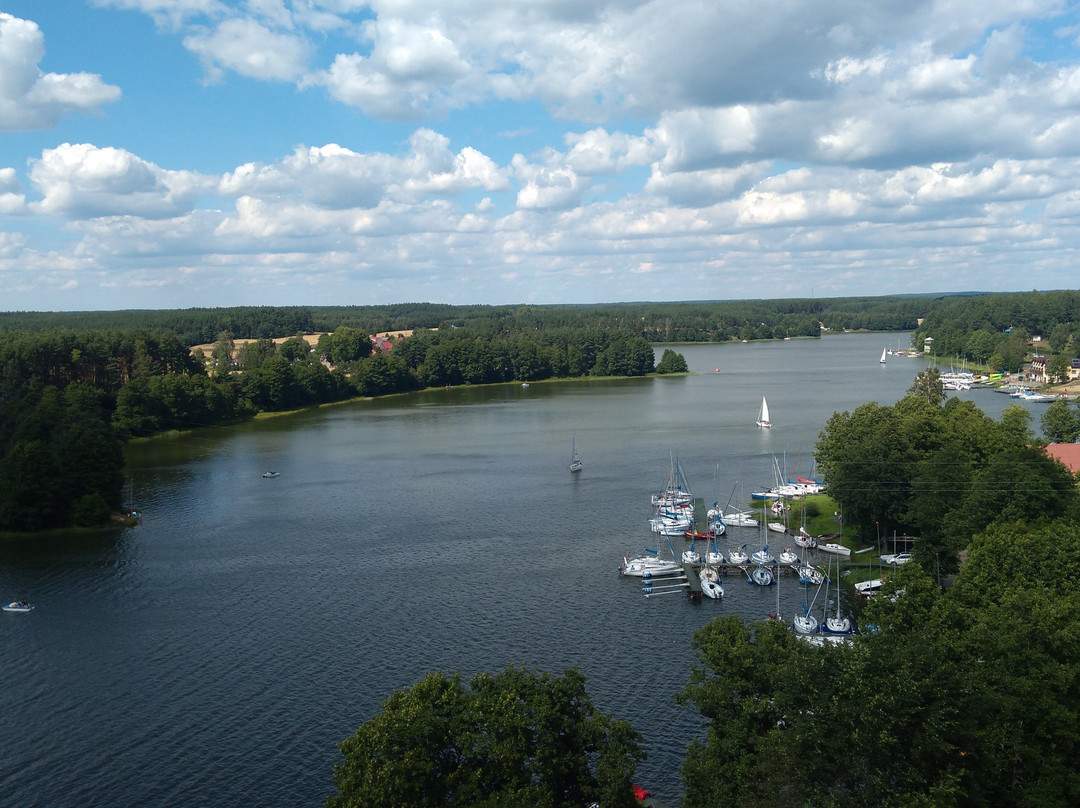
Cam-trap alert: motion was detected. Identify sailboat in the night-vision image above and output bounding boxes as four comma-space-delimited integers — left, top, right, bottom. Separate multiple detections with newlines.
792, 572, 821, 635
569, 434, 582, 473
756, 396, 772, 428
821, 554, 855, 636
880, 346, 887, 364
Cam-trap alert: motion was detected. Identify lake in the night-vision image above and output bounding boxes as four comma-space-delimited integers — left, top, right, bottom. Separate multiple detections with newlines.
0, 333, 1051, 807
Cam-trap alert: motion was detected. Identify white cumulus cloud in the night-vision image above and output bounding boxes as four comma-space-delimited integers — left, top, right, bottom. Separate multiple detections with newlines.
0, 13, 121, 131
29, 143, 215, 219
183, 16, 312, 81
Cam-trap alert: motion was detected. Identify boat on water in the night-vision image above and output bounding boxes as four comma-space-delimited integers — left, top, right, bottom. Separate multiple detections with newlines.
569, 433, 582, 472
728, 544, 749, 564
262, 471, 280, 478
709, 509, 757, 527
751, 546, 774, 564
793, 527, 817, 549
682, 534, 701, 564
4, 601, 33, 613
767, 521, 787, 534
792, 610, 820, 634
798, 564, 825, 585
778, 548, 799, 564
1016, 390, 1058, 403
750, 565, 774, 586
756, 396, 772, 428
792, 572, 821, 633
651, 453, 693, 507
650, 511, 694, 535
880, 346, 887, 364
821, 556, 856, 635
699, 570, 724, 600
621, 549, 681, 577
704, 535, 725, 564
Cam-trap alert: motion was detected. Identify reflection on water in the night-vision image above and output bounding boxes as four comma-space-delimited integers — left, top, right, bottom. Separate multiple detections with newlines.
0, 334, 1047, 807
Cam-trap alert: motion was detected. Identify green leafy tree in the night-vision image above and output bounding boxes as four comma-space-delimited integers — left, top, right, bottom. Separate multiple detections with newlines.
326, 666, 643, 808
1048, 353, 1070, 381
907, 367, 945, 406
210, 330, 235, 377
237, 338, 277, 369
1041, 398, 1080, 442
655, 348, 689, 374
278, 335, 311, 362
1048, 323, 1071, 354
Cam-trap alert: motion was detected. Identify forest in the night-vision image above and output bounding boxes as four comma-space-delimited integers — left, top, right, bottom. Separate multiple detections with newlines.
1, 294, 933, 345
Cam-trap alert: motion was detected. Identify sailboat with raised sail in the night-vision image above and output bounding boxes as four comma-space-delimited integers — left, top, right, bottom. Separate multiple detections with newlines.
756, 396, 772, 429
569, 433, 582, 473
880, 346, 887, 364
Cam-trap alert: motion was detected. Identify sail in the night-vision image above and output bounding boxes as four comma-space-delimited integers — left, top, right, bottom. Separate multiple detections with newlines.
760, 397, 770, 422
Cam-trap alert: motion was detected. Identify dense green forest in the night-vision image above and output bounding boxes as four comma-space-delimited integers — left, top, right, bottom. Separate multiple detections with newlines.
914, 289, 1080, 374
0, 294, 933, 345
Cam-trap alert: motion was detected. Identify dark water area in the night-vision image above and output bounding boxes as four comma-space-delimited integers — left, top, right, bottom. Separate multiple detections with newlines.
0, 334, 1049, 807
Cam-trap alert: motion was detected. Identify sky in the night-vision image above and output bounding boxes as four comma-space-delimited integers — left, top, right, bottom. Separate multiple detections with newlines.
3, 1, 1080, 312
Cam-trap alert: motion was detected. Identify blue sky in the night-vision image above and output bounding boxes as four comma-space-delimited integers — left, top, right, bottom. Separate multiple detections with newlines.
3, 0, 1080, 312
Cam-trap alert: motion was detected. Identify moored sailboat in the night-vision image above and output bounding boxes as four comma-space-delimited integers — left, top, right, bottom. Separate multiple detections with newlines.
569, 433, 582, 472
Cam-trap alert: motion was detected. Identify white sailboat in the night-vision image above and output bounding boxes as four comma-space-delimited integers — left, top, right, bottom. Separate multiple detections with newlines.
756, 396, 772, 429
880, 346, 887, 364
569, 433, 582, 472
822, 555, 855, 635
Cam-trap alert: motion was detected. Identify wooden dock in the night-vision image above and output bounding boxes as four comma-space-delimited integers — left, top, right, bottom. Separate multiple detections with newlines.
682, 562, 702, 601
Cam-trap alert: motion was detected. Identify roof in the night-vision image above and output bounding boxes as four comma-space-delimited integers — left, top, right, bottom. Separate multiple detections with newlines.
1045, 443, 1080, 475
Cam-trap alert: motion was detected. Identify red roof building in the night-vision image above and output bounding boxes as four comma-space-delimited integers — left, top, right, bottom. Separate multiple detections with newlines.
1045, 443, 1080, 475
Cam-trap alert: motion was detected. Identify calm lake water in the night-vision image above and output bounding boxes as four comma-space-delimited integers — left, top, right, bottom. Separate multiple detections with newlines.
0, 333, 1052, 807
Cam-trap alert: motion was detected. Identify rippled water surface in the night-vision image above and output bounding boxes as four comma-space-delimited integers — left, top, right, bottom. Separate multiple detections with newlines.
0, 334, 1044, 807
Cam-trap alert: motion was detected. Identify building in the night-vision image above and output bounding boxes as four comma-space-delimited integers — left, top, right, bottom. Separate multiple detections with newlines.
1044, 443, 1080, 475
1029, 355, 1049, 383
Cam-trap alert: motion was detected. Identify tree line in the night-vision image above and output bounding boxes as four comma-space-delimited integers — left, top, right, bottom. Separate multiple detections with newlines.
0, 294, 938, 346
913, 289, 1080, 376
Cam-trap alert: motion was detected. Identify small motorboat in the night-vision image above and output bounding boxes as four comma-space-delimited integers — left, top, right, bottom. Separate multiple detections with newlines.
701, 578, 724, 599
262, 471, 280, 478
750, 565, 774, 586
4, 601, 34, 613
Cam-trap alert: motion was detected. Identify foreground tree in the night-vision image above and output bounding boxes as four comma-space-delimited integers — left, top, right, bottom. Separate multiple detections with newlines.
327, 666, 643, 808
679, 520, 1080, 808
